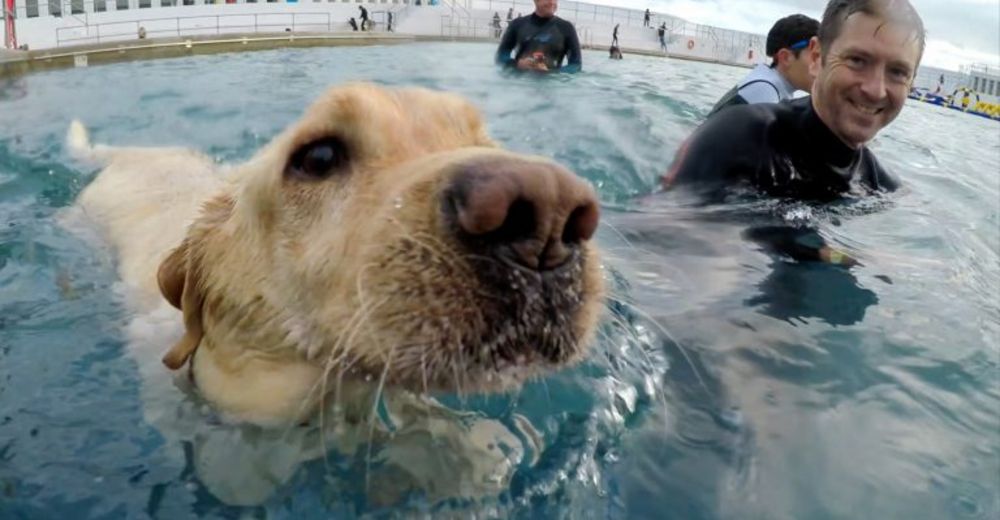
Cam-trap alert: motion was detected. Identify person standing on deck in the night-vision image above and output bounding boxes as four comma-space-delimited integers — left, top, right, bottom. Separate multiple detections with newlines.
358, 6, 370, 31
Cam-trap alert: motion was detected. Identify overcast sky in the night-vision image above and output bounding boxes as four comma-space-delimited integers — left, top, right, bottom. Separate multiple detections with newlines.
605, 0, 999, 72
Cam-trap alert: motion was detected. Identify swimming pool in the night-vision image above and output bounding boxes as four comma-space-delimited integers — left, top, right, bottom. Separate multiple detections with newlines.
1, 42, 997, 519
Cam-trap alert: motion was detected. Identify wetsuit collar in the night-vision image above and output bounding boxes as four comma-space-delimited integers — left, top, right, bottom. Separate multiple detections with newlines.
802, 96, 861, 171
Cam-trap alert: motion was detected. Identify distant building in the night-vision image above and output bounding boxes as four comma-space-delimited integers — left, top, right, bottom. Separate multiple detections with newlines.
914, 63, 1000, 103
963, 63, 1000, 101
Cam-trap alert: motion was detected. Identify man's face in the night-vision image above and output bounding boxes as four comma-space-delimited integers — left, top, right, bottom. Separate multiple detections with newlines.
809, 12, 921, 148
534, 0, 558, 17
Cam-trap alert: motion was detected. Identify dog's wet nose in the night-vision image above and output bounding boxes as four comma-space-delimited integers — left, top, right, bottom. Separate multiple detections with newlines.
444, 157, 599, 270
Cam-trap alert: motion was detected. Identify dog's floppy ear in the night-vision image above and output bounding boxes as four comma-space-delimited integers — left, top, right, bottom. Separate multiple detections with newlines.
157, 240, 205, 370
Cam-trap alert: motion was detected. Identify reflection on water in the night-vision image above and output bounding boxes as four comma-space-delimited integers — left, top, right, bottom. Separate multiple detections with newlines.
747, 258, 878, 326
0, 77, 29, 102
0, 43, 997, 519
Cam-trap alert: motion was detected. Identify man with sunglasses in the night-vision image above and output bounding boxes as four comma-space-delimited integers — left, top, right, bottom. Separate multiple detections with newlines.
707, 14, 819, 117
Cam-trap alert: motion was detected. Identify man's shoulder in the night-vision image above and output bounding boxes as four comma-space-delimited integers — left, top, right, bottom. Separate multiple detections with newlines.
736, 66, 784, 96
553, 16, 577, 28
507, 15, 530, 28
702, 102, 784, 140
664, 103, 779, 187
859, 146, 901, 191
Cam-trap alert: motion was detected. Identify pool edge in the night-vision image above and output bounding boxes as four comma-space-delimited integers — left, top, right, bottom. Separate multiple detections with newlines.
1, 34, 748, 80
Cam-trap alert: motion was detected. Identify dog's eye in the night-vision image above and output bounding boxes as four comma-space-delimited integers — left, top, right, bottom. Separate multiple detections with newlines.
286, 138, 349, 180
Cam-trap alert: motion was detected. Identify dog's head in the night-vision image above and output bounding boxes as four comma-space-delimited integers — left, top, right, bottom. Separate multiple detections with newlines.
157, 84, 604, 425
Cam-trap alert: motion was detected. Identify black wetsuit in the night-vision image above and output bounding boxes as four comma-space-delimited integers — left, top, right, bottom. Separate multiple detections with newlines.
495, 14, 582, 73
664, 96, 899, 265
665, 96, 899, 201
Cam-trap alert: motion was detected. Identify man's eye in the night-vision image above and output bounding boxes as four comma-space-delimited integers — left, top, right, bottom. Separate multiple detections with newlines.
889, 68, 911, 81
846, 56, 866, 67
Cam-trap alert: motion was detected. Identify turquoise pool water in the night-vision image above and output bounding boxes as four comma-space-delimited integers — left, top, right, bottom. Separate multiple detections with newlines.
1, 42, 997, 519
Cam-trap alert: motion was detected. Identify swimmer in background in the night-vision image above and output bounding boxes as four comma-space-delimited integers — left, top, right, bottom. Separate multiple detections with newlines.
707, 14, 819, 117
495, 0, 582, 73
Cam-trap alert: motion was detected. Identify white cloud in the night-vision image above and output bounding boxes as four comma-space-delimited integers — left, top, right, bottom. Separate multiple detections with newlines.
923, 39, 1000, 72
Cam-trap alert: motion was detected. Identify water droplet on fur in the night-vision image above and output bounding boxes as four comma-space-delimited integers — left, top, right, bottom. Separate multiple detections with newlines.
717, 407, 744, 431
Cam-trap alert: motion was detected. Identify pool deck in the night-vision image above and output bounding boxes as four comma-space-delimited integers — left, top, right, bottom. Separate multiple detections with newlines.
0, 32, 748, 80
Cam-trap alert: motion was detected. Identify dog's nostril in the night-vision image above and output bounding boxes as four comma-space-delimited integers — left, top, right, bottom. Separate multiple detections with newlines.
494, 199, 536, 243
445, 158, 599, 271
562, 202, 600, 244
448, 172, 517, 236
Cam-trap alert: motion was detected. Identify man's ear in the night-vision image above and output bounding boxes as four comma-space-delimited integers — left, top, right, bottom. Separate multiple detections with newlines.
157, 240, 205, 370
775, 48, 791, 68
807, 36, 823, 79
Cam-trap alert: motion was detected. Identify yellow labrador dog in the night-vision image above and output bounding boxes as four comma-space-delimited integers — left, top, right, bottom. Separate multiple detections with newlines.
65, 83, 604, 507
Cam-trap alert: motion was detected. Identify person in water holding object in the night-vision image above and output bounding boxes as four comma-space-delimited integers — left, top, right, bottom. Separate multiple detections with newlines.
707, 14, 820, 117
664, 0, 925, 265
495, 0, 582, 73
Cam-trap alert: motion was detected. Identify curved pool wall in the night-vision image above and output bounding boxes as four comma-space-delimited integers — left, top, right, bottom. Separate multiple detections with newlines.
5, 0, 765, 67
2, 42, 999, 519
0, 31, 422, 77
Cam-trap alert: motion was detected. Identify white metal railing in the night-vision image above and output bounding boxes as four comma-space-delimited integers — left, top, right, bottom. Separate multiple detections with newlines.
13, 0, 763, 48
9, 0, 415, 20
962, 63, 1000, 79
470, 0, 760, 39
12, 0, 765, 63
465, 0, 764, 62
439, 13, 491, 39
54, 10, 393, 46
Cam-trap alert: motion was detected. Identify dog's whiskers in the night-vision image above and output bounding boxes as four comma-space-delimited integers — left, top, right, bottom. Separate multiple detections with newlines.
306, 295, 389, 478
364, 344, 396, 495
606, 295, 711, 397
